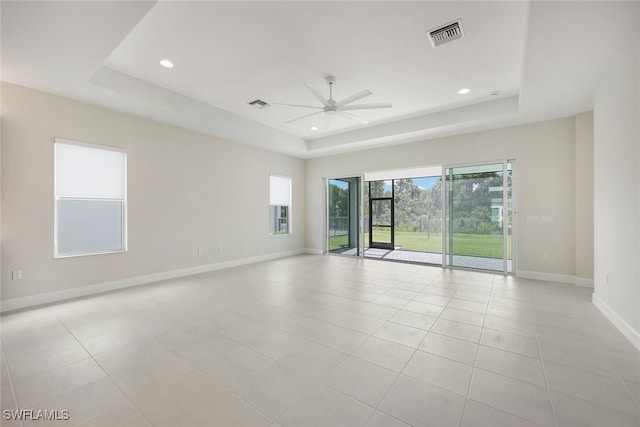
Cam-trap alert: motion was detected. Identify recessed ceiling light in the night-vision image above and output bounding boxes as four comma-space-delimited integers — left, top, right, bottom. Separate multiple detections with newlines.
160, 59, 174, 68
310, 126, 319, 131
458, 88, 470, 95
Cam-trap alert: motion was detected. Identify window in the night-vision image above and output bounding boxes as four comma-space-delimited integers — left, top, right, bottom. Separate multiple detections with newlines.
54, 139, 127, 257
270, 174, 291, 235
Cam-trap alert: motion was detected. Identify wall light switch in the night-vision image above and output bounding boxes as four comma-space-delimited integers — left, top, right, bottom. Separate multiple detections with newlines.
12, 270, 22, 280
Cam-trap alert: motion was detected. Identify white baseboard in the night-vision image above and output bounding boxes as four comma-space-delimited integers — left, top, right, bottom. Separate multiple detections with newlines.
516, 270, 594, 287
0, 249, 308, 313
574, 277, 595, 288
593, 294, 640, 351
304, 248, 324, 255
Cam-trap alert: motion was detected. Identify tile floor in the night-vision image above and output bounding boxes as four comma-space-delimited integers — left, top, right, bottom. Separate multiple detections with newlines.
1, 254, 639, 427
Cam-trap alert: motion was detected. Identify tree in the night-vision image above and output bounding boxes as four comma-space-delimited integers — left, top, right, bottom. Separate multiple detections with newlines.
329, 183, 348, 217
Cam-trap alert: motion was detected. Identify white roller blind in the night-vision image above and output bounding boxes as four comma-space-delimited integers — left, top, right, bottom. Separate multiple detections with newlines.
54, 138, 127, 257
55, 140, 126, 199
270, 175, 291, 206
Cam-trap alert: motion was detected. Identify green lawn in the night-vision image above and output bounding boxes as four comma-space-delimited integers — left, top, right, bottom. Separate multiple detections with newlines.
331, 230, 511, 259
329, 234, 349, 251
366, 230, 511, 259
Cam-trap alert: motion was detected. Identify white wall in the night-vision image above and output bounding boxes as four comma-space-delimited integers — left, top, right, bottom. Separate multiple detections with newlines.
592, 12, 640, 347
1, 83, 305, 303
305, 117, 587, 280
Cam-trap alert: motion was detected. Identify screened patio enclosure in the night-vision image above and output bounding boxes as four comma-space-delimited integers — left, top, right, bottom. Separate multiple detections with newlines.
349, 163, 514, 273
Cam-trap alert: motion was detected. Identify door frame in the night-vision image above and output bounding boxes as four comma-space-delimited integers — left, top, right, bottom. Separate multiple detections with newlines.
324, 175, 365, 258
368, 181, 395, 250
442, 159, 516, 274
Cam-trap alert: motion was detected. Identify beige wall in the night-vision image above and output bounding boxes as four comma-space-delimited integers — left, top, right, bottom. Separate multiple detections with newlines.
305, 117, 586, 278
575, 112, 594, 283
1, 83, 305, 301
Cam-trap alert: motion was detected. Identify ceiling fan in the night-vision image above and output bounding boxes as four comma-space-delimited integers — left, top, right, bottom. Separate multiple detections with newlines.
272, 75, 392, 127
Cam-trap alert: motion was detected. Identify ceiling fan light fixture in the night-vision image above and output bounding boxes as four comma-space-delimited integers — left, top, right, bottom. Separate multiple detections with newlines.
160, 59, 174, 68
458, 88, 470, 95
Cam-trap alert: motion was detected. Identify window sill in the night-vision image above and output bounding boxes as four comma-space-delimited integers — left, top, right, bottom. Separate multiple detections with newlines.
54, 249, 127, 259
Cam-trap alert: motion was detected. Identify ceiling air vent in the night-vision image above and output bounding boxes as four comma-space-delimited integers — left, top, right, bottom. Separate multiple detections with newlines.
428, 20, 464, 48
248, 99, 270, 109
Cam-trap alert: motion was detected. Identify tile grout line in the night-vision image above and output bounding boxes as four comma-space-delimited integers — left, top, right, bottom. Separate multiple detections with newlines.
458, 272, 492, 427
0, 339, 24, 427
590, 329, 640, 414
359, 270, 453, 427
529, 292, 559, 427
362, 269, 472, 427
57, 318, 154, 427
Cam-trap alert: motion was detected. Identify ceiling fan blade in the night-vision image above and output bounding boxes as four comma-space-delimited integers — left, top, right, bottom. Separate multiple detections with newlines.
285, 110, 324, 124
340, 102, 392, 111
271, 103, 323, 110
303, 82, 331, 107
337, 111, 369, 125
336, 89, 372, 108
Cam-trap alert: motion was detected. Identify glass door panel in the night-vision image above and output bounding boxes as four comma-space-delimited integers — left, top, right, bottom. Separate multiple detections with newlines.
369, 180, 394, 250
445, 162, 512, 272
328, 178, 361, 256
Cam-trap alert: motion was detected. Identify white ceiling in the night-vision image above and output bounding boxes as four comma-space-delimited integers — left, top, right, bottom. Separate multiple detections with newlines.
2, 1, 638, 159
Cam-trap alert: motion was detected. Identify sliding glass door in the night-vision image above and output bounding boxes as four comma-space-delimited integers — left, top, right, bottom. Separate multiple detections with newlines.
328, 177, 361, 256
445, 161, 513, 272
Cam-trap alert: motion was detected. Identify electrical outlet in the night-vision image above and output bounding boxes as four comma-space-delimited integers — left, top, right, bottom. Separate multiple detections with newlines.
218, 245, 222, 254
543, 253, 550, 261
12, 270, 22, 280
197, 247, 203, 256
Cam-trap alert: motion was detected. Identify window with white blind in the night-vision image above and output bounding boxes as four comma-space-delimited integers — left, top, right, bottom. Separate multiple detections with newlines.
269, 174, 291, 235
54, 139, 127, 257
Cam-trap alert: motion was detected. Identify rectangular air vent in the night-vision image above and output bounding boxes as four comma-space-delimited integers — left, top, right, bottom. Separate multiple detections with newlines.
248, 99, 270, 109
428, 20, 464, 48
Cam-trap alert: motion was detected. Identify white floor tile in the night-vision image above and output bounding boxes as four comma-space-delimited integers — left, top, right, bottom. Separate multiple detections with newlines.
432, 318, 482, 343
551, 390, 640, 427
322, 356, 398, 407
403, 350, 473, 396
366, 411, 411, 427
351, 337, 415, 372
373, 322, 427, 348
278, 382, 374, 427
379, 375, 465, 427
474, 345, 546, 387
480, 328, 540, 358
389, 310, 436, 331
462, 400, 542, 427
13, 358, 106, 408
419, 332, 479, 365
468, 369, 555, 427
544, 361, 640, 416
